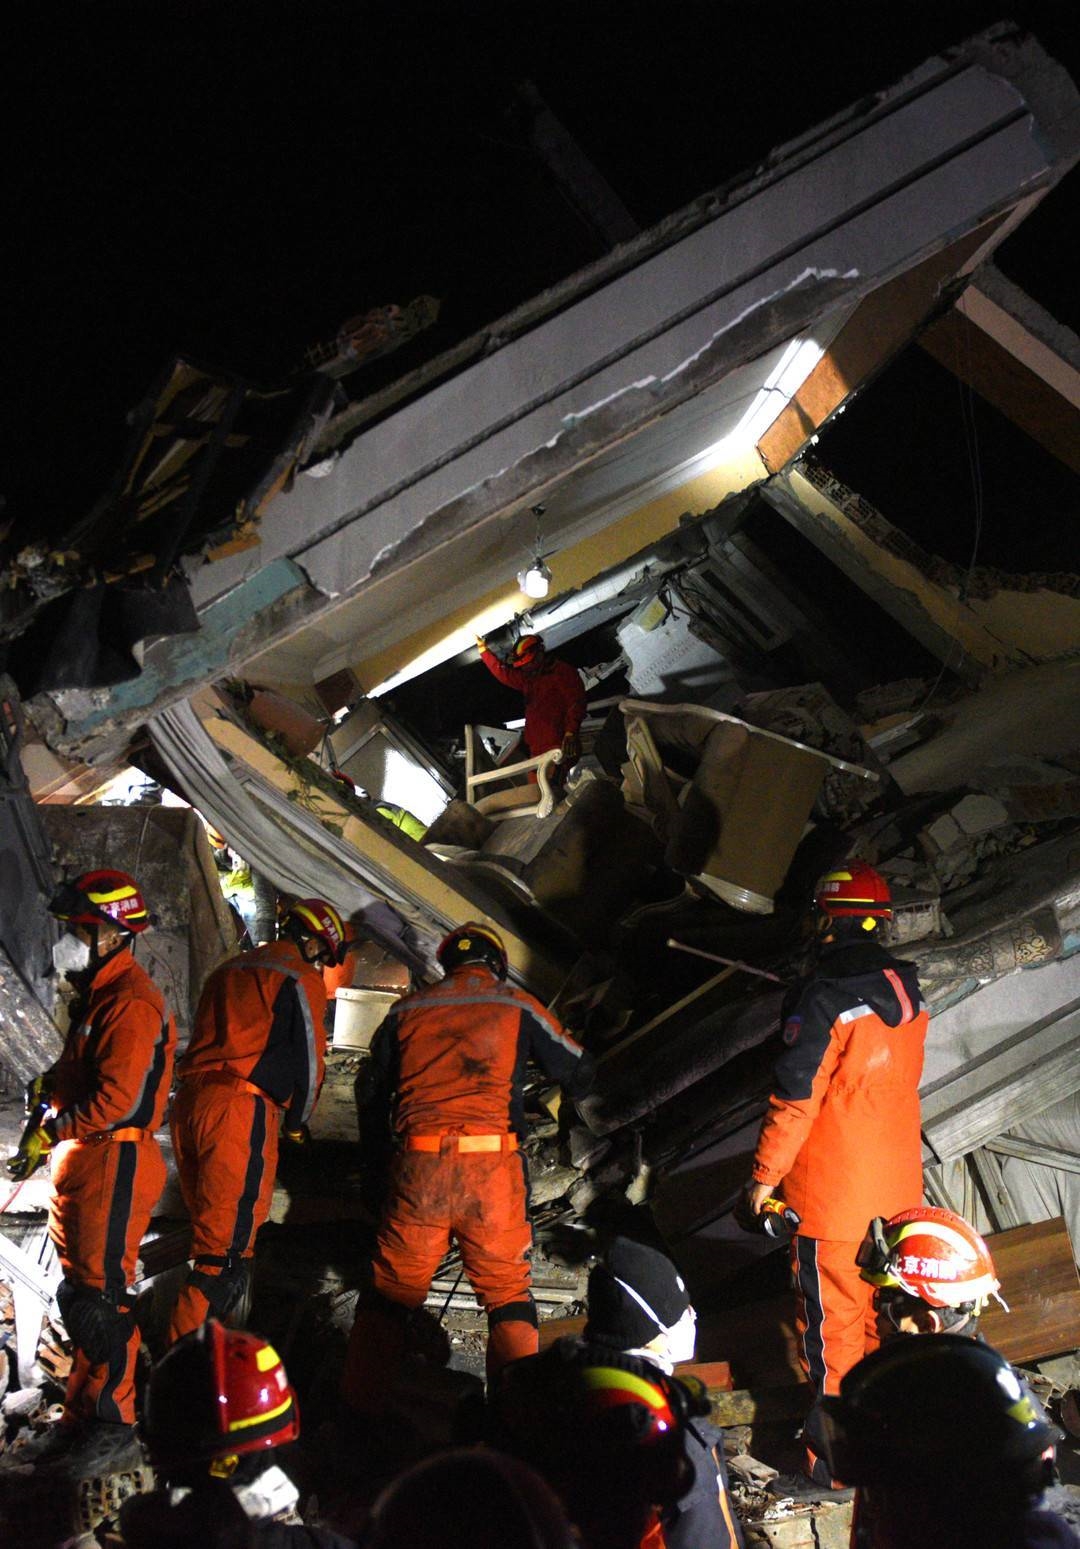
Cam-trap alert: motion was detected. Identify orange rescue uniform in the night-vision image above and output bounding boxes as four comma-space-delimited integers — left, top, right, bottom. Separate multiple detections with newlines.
45, 947, 176, 1425
750, 938, 927, 1484
345, 964, 594, 1404
168, 938, 327, 1340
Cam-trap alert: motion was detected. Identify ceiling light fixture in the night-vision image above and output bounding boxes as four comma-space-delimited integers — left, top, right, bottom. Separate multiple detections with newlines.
517, 504, 554, 600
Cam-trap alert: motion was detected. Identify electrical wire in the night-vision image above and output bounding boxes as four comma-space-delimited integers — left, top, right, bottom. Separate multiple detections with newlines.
908, 290, 986, 719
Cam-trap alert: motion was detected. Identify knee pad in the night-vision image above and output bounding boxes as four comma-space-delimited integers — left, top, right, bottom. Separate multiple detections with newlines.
487, 1296, 538, 1331
187, 1254, 250, 1322
56, 1278, 134, 1365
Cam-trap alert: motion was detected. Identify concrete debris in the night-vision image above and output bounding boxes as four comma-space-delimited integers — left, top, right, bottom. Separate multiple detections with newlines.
743, 1500, 853, 1549
918, 794, 1022, 890
1, 1388, 42, 1421
907, 906, 1063, 1009
739, 682, 894, 827
854, 678, 933, 721
951, 793, 1011, 835
882, 893, 949, 947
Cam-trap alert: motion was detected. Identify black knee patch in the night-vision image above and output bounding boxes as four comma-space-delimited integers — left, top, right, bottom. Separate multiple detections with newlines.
488, 1296, 538, 1330
56, 1278, 133, 1366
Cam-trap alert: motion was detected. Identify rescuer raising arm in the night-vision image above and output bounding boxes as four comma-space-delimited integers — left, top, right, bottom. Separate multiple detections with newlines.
8, 869, 176, 1468
166, 898, 345, 1341
742, 862, 928, 1492
477, 633, 587, 772
344, 921, 594, 1414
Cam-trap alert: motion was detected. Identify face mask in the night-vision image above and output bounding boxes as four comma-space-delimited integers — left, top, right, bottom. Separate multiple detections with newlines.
664, 1305, 697, 1366
53, 933, 92, 976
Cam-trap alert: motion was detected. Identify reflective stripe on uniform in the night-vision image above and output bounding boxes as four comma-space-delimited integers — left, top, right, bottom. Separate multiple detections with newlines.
234, 959, 319, 1123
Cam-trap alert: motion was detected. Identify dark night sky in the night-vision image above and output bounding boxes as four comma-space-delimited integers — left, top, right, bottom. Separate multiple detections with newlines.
6, 1, 1078, 552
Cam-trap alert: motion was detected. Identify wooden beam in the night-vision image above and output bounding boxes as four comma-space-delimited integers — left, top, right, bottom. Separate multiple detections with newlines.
921, 997, 1080, 1163
758, 219, 1008, 474
920, 282, 1080, 476
980, 1217, 1080, 1364
985, 1136, 1080, 1176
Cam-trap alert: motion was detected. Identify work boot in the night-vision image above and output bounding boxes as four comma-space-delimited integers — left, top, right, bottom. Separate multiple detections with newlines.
38, 1420, 142, 1477
766, 1471, 855, 1504
12, 1419, 83, 1465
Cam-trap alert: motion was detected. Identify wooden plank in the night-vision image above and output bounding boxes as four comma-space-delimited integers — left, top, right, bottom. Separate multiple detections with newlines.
969, 1147, 1022, 1231
921, 999, 1080, 1163
538, 1314, 587, 1351
675, 1359, 733, 1392
709, 1382, 811, 1428
985, 1137, 1080, 1176
980, 1217, 1080, 1363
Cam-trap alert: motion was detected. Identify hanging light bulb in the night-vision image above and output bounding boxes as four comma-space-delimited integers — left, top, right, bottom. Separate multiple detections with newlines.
517, 558, 552, 598
518, 504, 552, 598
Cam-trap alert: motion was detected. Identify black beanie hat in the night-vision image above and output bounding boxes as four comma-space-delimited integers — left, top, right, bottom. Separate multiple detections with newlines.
585, 1237, 692, 1351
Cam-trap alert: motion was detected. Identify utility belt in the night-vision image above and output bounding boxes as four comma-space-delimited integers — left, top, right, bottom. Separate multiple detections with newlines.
185, 1069, 278, 1105
402, 1132, 519, 1154
83, 1125, 151, 1146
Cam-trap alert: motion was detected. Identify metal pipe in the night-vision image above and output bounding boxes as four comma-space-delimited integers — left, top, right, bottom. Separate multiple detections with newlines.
667, 939, 785, 983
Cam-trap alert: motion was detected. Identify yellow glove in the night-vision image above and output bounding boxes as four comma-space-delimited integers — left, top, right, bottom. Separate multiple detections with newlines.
475, 636, 488, 652
24, 1073, 51, 1118
7, 1126, 54, 1181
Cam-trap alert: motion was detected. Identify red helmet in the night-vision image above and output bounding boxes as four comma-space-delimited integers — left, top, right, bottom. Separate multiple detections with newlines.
143, 1319, 299, 1478
283, 898, 347, 964
513, 634, 544, 667
814, 861, 891, 920
49, 869, 150, 934
437, 921, 508, 979
857, 1206, 1002, 1309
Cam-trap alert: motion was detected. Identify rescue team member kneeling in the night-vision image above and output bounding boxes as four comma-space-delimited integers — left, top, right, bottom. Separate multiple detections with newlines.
345, 922, 594, 1406
167, 898, 344, 1341
8, 870, 176, 1461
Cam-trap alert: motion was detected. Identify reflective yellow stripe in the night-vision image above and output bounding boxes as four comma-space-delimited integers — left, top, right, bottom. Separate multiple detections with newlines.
582, 1366, 667, 1411
255, 1345, 281, 1373
90, 885, 139, 903
226, 1395, 293, 1432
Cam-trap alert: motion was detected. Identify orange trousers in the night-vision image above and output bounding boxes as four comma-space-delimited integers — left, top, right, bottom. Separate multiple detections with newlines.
344, 1146, 537, 1409
49, 1136, 165, 1425
167, 1077, 279, 1341
791, 1236, 879, 1485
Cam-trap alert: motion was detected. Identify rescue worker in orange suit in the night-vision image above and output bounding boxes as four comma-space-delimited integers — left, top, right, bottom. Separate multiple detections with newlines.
7, 869, 176, 1462
743, 862, 927, 1491
476, 633, 587, 772
345, 921, 594, 1410
167, 898, 344, 1342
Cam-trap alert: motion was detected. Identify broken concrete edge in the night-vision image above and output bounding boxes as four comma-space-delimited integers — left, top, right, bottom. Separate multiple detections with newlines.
309, 23, 1080, 470
766, 465, 1080, 680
